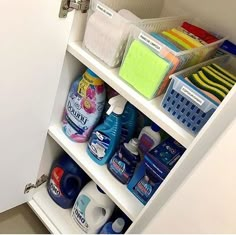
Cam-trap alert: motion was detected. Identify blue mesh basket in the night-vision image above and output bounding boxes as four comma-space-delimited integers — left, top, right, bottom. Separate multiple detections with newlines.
161, 75, 219, 135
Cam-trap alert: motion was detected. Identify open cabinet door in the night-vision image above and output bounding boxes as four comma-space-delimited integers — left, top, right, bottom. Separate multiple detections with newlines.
0, 0, 75, 212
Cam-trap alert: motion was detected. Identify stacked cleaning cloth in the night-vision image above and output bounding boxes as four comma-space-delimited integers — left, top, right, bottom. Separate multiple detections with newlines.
186, 63, 236, 103
120, 21, 221, 99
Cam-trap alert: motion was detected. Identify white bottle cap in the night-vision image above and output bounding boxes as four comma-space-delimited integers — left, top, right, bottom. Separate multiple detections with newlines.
124, 138, 139, 155
112, 218, 125, 233
107, 95, 127, 115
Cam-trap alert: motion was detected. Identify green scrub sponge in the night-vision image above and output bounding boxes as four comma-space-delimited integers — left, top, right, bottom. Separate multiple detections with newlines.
119, 40, 171, 99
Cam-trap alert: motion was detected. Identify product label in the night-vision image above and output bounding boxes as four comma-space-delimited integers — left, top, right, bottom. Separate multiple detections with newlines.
88, 131, 110, 160
109, 150, 132, 184
181, 86, 204, 106
48, 167, 64, 198
62, 72, 105, 142
139, 33, 162, 53
134, 176, 153, 202
96, 4, 113, 18
139, 134, 154, 154
72, 194, 90, 233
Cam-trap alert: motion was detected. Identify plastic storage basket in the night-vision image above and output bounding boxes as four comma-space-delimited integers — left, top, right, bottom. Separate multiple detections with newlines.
119, 17, 227, 99
161, 54, 235, 135
83, 0, 169, 68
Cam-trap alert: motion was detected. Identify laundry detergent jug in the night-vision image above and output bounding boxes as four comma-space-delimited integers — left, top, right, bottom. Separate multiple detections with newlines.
47, 153, 89, 209
71, 181, 115, 233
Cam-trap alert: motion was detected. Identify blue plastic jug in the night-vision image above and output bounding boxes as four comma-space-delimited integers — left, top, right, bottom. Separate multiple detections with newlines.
47, 153, 89, 209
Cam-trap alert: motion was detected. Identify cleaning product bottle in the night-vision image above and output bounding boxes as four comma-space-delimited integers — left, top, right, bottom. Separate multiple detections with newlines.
47, 153, 89, 209
138, 123, 161, 155
62, 69, 106, 143
108, 138, 140, 184
87, 95, 127, 165
71, 181, 115, 234
120, 103, 137, 144
99, 218, 125, 234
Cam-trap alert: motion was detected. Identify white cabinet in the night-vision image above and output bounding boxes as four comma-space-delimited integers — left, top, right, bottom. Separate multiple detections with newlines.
0, 0, 235, 233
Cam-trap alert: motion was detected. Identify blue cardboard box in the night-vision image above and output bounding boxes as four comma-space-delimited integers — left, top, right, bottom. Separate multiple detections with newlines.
127, 137, 185, 205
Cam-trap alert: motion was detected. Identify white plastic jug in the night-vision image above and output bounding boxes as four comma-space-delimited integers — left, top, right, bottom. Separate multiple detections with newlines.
71, 181, 115, 234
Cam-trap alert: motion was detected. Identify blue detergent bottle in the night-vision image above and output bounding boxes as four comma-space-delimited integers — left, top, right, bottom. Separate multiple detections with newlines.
47, 153, 89, 209
120, 103, 137, 144
87, 95, 127, 165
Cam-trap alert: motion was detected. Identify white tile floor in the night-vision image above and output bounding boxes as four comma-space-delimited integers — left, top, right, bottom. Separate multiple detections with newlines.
0, 204, 49, 234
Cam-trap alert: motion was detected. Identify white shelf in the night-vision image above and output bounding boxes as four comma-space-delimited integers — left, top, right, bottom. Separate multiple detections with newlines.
67, 41, 194, 148
48, 124, 144, 221
28, 185, 83, 234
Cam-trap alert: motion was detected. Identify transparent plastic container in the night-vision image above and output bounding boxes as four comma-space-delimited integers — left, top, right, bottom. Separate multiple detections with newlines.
161, 54, 235, 135
119, 17, 227, 99
83, 0, 166, 68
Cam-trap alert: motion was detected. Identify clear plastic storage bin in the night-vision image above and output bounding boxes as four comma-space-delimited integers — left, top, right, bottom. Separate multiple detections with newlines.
83, 0, 167, 68
161, 54, 235, 135
119, 17, 227, 99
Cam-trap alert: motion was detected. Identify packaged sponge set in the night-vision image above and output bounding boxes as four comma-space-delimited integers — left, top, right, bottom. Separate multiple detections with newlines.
119, 17, 226, 99
162, 55, 236, 134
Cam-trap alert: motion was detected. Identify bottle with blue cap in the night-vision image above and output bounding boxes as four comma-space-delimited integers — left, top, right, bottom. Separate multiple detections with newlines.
138, 123, 161, 156
62, 68, 106, 143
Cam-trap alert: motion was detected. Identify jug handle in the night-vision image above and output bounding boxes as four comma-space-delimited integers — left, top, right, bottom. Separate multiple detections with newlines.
86, 202, 112, 231
61, 173, 81, 199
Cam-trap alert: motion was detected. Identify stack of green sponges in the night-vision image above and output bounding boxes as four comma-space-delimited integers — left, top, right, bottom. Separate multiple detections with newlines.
119, 40, 172, 99
188, 63, 235, 102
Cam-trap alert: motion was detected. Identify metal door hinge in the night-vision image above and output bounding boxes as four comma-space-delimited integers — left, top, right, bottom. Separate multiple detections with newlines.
59, 0, 90, 18
24, 174, 48, 194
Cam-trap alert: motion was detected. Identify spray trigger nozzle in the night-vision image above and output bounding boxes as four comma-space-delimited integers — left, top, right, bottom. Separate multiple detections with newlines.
106, 95, 127, 115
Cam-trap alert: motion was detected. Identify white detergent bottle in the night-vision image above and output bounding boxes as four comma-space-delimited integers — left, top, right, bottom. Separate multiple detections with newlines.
138, 123, 161, 155
71, 181, 115, 234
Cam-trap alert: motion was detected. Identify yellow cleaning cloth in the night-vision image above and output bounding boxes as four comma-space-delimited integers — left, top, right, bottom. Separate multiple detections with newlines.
171, 28, 203, 48
162, 31, 192, 50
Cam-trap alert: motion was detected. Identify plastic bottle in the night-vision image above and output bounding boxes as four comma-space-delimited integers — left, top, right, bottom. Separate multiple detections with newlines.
62, 69, 106, 143
87, 95, 127, 165
99, 218, 125, 234
47, 154, 89, 209
138, 123, 161, 155
108, 138, 140, 184
120, 103, 137, 144
71, 181, 115, 234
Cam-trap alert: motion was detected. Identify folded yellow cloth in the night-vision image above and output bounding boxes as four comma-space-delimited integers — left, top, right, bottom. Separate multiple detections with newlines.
171, 28, 203, 48
162, 31, 193, 50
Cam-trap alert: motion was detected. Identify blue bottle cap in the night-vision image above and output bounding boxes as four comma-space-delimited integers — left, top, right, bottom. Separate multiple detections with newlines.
87, 68, 99, 78
151, 123, 160, 132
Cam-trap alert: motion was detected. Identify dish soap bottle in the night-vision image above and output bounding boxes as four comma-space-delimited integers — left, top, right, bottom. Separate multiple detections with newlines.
108, 138, 140, 184
71, 181, 115, 234
87, 95, 127, 165
62, 69, 106, 143
138, 123, 161, 155
99, 218, 125, 234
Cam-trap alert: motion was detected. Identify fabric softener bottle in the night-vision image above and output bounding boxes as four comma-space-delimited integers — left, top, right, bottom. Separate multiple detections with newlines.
47, 153, 89, 209
62, 69, 106, 142
87, 95, 127, 165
